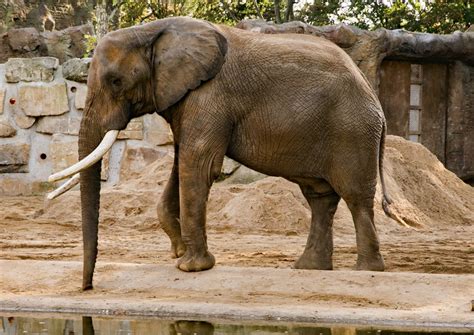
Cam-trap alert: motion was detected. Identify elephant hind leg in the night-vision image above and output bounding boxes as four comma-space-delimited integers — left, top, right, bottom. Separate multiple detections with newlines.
327, 144, 384, 271
157, 152, 186, 259
293, 178, 340, 270
344, 196, 385, 271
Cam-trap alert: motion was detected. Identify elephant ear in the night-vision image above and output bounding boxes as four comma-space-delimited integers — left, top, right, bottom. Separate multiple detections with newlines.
152, 19, 228, 112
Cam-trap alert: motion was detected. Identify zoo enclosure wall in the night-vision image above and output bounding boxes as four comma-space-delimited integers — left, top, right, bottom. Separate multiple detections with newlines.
0, 22, 473, 195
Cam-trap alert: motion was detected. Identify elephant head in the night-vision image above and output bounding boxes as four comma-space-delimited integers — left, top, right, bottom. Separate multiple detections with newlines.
48, 17, 227, 290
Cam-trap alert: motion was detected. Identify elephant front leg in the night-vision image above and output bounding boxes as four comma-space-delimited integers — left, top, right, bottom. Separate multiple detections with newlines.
175, 151, 225, 272
157, 155, 186, 259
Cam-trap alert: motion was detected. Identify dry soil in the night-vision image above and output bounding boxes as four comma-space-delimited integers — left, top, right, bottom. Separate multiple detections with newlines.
1, 136, 473, 327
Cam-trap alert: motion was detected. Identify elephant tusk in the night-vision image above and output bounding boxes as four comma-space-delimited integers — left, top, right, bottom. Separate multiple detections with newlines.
48, 130, 119, 182
47, 173, 80, 200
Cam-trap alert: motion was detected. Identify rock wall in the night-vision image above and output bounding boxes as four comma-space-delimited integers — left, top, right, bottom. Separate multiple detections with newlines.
0, 57, 175, 195
237, 20, 474, 90
0, 24, 92, 64
0, 0, 92, 33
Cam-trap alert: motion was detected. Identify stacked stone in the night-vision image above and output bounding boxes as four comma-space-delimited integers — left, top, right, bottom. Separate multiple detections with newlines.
0, 55, 265, 196
0, 57, 173, 196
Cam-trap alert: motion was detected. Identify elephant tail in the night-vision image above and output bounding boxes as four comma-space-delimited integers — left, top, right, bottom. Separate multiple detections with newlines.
379, 120, 415, 229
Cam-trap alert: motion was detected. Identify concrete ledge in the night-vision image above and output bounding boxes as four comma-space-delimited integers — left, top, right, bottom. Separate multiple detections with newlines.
1, 260, 473, 330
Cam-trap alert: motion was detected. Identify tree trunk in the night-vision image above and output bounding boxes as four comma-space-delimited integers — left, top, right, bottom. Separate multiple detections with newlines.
252, 0, 263, 20
274, 0, 282, 23
95, 0, 108, 40
219, 0, 238, 22
285, 0, 294, 22
106, 0, 120, 31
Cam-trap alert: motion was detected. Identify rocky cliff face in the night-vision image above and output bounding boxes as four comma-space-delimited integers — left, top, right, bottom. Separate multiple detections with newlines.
0, 0, 92, 33
0, 24, 93, 64
237, 20, 474, 89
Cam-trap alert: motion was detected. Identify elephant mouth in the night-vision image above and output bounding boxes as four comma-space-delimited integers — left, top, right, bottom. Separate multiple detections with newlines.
47, 130, 119, 200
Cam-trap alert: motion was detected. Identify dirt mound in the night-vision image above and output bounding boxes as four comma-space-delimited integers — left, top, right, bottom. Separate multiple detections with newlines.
42, 136, 473, 234
3, 135, 473, 274
382, 136, 474, 228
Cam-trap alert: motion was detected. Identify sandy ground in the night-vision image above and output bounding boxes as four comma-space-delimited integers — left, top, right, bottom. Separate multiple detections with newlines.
1, 136, 473, 328
1, 261, 473, 330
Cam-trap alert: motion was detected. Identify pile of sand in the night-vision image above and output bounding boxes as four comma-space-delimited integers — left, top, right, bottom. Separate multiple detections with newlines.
382, 137, 473, 228
42, 136, 474, 234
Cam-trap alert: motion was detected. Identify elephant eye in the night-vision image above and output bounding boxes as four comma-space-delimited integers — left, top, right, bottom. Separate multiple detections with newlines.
112, 78, 122, 88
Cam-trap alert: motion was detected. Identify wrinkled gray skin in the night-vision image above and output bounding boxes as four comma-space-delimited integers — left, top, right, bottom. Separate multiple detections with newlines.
79, 17, 387, 290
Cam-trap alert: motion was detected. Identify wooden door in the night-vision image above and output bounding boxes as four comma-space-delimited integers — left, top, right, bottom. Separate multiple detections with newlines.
379, 60, 448, 164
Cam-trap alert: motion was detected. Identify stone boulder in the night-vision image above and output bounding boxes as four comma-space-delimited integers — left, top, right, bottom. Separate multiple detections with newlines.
0, 142, 30, 173
5, 57, 58, 83
42, 24, 93, 63
6, 27, 42, 52
0, 24, 92, 63
18, 82, 69, 117
143, 114, 173, 146
63, 58, 91, 83
12, 109, 36, 129
119, 144, 169, 181
36, 113, 81, 135
0, 27, 46, 62
222, 157, 241, 175
118, 118, 144, 140
72, 83, 88, 110
49, 134, 78, 174
0, 119, 16, 137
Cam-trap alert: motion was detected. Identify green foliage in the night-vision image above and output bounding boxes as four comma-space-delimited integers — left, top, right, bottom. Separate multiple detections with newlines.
186, 1, 233, 24
298, 0, 344, 26
119, 0, 189, 28
340, 0, 419, 31
417, 1, 473, 33
313, 0, 473, 34
116, 1, 276, 27
84, 34, 97, 57
189, 0, 276, 24
0, 1, 25, 33
2, 0, 470, 35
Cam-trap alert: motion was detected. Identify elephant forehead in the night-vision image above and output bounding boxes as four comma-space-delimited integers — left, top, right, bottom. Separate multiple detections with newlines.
95, 42, 145, 79
96, 40, 125, 66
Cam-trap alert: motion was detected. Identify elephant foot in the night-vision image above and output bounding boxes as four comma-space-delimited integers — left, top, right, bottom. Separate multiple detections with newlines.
293, 251, 333, 270
356, 253, 385, 271
82, 273, 94, 291
170, 240, 186, 259
176, 250, 215, 272
82, 282, 93, 291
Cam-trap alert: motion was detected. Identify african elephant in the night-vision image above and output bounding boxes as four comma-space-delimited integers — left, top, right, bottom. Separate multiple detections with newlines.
49, 17, 403, 290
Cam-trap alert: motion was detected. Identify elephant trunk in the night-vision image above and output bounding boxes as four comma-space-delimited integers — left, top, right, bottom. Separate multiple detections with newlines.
78, 113, 104, 290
